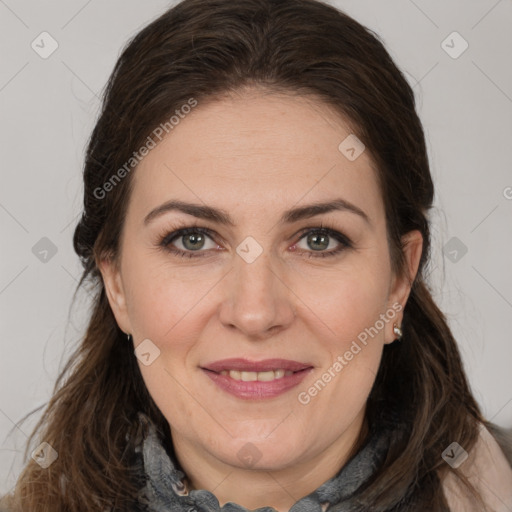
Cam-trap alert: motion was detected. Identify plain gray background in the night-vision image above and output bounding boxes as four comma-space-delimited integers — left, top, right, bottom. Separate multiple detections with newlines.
1, 0, 511, 495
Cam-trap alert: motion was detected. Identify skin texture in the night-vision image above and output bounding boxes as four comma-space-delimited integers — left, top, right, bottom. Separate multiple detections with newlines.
99, 88, 423, 511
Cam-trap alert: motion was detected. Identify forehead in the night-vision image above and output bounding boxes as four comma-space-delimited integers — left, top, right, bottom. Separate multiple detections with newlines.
129, 90, 384, 226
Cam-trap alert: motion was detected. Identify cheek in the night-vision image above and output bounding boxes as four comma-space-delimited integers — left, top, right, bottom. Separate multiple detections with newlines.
294, 261, 391, 344
123, 252, 218, 342
137, 359, 205, 442
291, 256, 391, 409
295, 275, 386, 427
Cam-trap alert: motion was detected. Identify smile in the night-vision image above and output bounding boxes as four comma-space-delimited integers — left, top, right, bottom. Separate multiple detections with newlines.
219, 369, 293, 381
200, 358, 313, 400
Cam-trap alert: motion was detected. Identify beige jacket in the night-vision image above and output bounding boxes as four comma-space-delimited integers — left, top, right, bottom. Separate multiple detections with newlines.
442, 423, 512, 511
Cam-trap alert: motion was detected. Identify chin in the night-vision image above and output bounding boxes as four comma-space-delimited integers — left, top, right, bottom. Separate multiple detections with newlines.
210, 435, 305, 471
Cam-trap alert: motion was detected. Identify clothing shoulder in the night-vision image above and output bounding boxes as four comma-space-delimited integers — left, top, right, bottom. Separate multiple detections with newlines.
442, 423, 512, 512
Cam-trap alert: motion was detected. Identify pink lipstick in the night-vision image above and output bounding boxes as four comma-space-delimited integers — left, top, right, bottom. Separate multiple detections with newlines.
201, 358, 313, 400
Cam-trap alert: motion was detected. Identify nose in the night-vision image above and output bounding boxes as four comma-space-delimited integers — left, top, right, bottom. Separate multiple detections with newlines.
218, 247, 296, 340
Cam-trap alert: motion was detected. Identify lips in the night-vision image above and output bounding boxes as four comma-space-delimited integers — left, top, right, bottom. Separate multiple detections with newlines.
200, 358, 314, 400
201, 358, 312, 373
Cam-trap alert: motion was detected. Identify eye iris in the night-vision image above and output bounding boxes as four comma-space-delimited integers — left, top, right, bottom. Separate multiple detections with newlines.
308, 232, 329, 251
183, 232, 205, 250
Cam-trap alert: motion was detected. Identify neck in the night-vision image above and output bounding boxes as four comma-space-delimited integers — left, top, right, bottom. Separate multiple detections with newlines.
171, 411, 368, 512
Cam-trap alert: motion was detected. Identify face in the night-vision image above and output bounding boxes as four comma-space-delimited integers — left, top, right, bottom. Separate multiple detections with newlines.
99, 88, 422, 474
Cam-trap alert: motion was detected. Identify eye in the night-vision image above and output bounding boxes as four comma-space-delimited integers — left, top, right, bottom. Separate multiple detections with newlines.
159, 226, 219, 258
157, 223, 352, 259
292, 227, 352, 258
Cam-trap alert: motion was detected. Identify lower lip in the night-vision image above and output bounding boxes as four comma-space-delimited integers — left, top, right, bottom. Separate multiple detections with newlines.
201, 368, 313, 400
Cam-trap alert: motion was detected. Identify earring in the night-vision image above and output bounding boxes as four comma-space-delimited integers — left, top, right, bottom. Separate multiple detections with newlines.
393, 323, 403, 340
126, 333, 132, 343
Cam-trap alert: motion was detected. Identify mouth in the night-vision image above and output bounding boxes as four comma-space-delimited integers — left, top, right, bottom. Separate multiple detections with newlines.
216, 368, 295, 381
200, 358, 314, 400
201, 357, 313, 375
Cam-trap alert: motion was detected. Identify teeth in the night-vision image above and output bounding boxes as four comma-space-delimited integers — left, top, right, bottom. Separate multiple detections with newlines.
257, 370, 278, 381
219, 369, 294, 381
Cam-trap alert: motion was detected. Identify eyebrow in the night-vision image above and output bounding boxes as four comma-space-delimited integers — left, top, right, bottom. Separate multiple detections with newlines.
143, 198, 371, 227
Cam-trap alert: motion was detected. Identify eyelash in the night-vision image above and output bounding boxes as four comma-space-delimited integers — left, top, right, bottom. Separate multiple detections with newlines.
157, 222, 353, 259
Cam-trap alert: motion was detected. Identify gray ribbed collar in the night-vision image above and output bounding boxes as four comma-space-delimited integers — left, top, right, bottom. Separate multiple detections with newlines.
131, 410, 400, 512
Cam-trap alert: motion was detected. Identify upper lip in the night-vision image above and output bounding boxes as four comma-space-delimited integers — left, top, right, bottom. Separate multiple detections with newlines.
201, 358, 313, 373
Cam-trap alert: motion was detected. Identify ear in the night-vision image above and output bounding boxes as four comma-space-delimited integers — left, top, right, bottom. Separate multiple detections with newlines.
385, 230, 423, 344
96, 254, 133, 336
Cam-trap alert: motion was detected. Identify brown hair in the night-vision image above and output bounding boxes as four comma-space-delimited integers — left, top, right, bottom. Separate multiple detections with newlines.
1, 0, 501, 510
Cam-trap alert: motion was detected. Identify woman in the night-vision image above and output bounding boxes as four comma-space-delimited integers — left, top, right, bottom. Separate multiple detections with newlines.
2, 0, 511, 510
